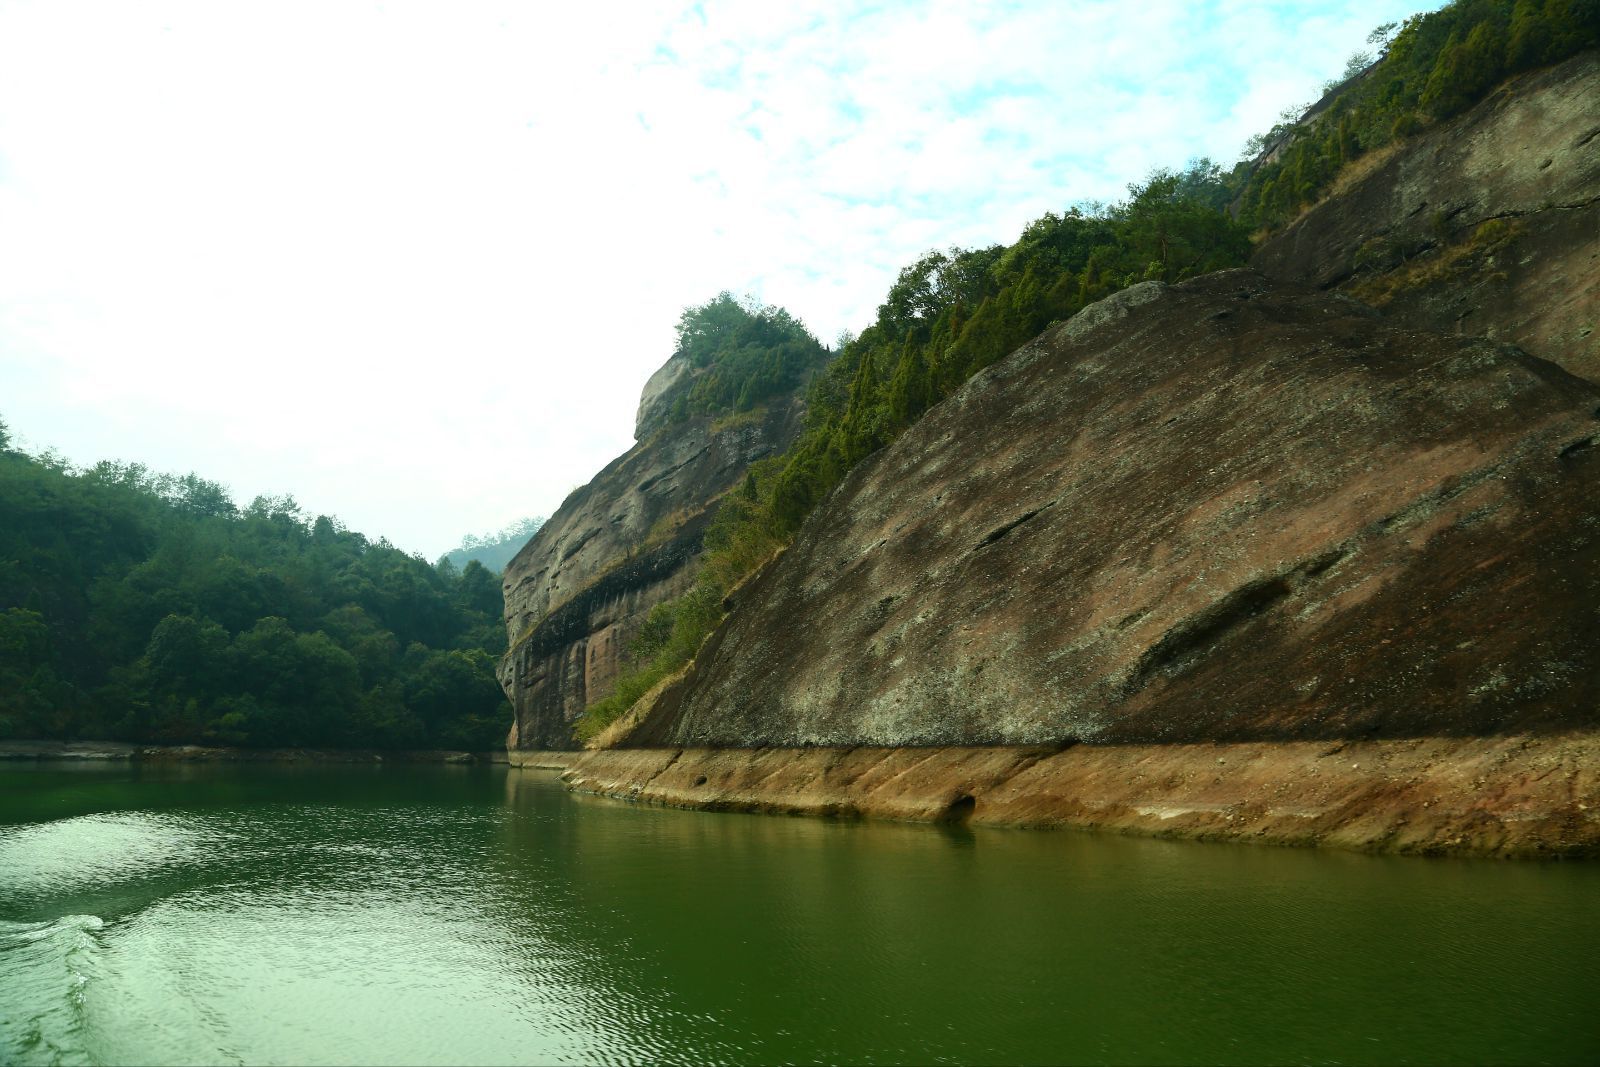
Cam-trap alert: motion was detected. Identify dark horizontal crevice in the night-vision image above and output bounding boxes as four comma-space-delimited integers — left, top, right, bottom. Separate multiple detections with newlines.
1558, 435, 1597, 462
636, 446, 711, 495
516, 511, 715, 659
559, 527, 600, 562
1301, 546, 1351, 577
1122, 576, 1293, 696
977, 501, 1056, 549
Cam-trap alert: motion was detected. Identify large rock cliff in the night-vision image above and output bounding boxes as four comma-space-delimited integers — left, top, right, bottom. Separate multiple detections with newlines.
1252, 49, 1599, 380
520, 48, 1600, 854
498, 352, 812, 750
629, 271, 1600, 748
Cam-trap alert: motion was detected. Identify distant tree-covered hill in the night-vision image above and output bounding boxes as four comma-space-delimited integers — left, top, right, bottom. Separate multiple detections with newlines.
438, 516, 545, 574
0, 421, 509, 751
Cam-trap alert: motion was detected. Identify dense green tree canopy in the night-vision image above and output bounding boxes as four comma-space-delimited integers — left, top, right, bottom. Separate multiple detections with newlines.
659, 293, 830, 424
0, 443, 508, 750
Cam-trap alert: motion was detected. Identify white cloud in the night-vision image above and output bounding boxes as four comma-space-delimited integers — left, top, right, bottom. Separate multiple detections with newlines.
0, 0, 1439, 556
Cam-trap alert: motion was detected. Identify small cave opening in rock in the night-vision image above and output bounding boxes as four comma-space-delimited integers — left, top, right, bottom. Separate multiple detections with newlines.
943, 794, 977, 822
693, 775, 708, 787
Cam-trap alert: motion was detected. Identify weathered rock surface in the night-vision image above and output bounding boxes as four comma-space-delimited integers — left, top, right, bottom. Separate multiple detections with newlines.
558, 732, 1600, 858
627, 270, 1600, 748
500, 369, 814, 750
635, 352, 692, 440
1252, 50, 1600, 381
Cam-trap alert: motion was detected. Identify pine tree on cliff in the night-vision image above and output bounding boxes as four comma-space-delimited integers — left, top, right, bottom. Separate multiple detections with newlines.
888, 338, 934, 431
1421, 22, 1508, 117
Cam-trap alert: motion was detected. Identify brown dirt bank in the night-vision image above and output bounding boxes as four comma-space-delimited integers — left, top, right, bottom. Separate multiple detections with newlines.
557, 733, 1600, 858
0, 740, 508, 764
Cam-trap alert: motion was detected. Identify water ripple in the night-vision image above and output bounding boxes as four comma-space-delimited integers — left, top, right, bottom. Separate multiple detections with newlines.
1, 764, 1597, 1066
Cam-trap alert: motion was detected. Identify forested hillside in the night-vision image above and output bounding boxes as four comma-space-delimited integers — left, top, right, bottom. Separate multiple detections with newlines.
0, 424, 507, 750
1237, 0, 1597, 230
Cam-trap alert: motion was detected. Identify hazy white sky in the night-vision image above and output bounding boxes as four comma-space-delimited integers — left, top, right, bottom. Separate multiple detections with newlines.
0, 0, 1439, 558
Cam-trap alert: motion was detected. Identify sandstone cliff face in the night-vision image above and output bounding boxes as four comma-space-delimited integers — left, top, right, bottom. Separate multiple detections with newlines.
499, 366, 810, 750
1252, 50, 1599, 381
630, 270, 1600, 748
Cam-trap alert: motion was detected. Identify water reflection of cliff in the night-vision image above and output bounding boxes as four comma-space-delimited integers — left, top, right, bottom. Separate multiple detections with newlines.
497, 768, 1600, 1065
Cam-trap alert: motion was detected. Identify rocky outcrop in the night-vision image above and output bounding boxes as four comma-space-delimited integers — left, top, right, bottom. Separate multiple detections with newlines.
624, 270, 1600, 749
1252, 50, 1600, 381
499, 366, 814, 750
635, 353, 692, 440
560, 733, 1600, 857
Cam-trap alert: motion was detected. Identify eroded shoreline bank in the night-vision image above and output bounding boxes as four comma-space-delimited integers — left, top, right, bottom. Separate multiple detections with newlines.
524, 733, 1600, 858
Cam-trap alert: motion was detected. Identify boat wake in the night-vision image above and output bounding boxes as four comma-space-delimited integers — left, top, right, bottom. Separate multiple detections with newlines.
0, 915, 107, 1066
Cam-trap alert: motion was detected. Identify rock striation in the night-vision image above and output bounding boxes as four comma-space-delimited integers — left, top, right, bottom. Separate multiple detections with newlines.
1252, 50, 1599, 380
626, 270, 1600, 749
499, 354, 815, 750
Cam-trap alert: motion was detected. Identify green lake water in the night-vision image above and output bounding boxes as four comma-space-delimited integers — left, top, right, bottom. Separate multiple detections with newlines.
1, 762, 1596, 1066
